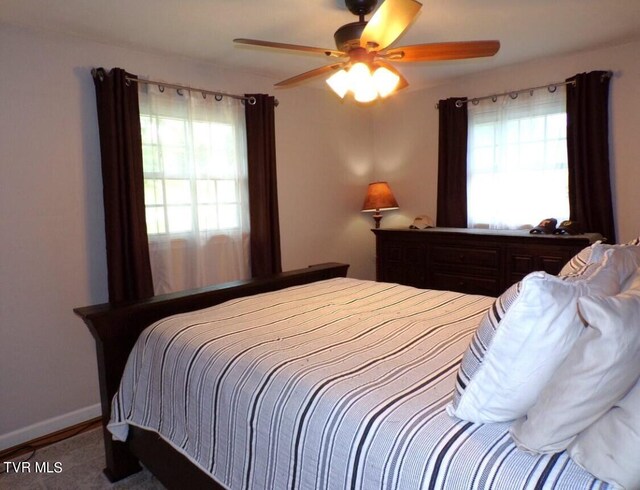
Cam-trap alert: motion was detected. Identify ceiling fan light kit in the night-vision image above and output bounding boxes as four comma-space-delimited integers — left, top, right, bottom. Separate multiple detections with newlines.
327, 62, 400, 102
234, 0, 500, 104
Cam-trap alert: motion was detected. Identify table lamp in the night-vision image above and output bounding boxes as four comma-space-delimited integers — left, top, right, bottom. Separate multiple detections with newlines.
361, 181, 399, 228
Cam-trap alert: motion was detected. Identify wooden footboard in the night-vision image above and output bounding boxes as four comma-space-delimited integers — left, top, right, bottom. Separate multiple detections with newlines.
74, 262, 349, 486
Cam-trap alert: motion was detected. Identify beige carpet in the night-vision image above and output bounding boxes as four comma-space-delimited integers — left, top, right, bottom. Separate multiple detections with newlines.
0, 428, 164, 489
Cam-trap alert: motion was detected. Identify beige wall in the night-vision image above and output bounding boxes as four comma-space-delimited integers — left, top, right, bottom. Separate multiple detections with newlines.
372, 39, 640, 246
0, 23, 373, 448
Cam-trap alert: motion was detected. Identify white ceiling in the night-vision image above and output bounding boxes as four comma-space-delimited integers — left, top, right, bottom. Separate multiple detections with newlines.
2, 0, 640, 90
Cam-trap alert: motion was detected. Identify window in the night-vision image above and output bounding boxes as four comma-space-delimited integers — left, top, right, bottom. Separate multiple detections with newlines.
138, 85, 250, 294
467, 88, 569, 229
141, 111, 245, 235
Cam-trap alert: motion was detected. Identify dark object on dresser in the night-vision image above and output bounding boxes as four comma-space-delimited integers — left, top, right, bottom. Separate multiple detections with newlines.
373, 227, 602, 296
74, 262, 349, 489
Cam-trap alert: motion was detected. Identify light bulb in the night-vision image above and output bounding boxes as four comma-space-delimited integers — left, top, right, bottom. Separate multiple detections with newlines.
326, 69, 349, 99
353, 83, 378, 103
347, 63, 371, 91
372, 66, 400, 98
348, 63, 378, 103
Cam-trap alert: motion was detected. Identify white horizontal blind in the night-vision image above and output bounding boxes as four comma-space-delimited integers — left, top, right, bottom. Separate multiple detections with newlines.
467, 88, 569, 230
139, 85, 250, 294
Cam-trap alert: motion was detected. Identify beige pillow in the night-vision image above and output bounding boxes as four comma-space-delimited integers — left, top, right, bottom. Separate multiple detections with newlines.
510, 269, 640, 453
568, 376, 640, 490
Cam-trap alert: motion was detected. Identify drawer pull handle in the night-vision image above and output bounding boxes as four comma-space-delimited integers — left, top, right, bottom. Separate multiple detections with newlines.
459, 254, 465, 262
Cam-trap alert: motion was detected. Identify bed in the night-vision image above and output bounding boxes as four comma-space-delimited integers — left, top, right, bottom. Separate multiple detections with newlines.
75, 262, 613, 490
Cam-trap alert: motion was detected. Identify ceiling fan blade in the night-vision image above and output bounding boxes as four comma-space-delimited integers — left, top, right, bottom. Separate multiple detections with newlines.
234, 38, 346, 58
360, 0, 422, 51
275, 63, 346, 87
382, 40, 500, 62
374, 60, 409, 92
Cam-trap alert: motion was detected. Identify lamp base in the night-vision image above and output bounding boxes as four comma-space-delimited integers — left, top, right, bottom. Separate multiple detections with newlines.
372, 213, 383, 229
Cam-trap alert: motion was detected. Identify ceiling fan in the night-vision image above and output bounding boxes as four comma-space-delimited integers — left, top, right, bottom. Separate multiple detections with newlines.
234, 0, 500, 103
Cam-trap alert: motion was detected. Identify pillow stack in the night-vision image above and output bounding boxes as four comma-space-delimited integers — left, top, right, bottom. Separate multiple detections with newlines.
449, 238, 640, 489
447, 249, 623, 423
510, 269, 640, 452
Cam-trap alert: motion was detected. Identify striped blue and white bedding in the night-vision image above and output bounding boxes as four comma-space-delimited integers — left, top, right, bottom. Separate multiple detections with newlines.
108, 278, 609, 490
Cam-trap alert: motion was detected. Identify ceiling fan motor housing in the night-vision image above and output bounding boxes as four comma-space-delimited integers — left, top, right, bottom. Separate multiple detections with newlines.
334, 21, 368, 51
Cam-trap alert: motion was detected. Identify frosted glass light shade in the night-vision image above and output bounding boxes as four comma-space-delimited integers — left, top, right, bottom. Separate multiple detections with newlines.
326, 69, 349, 98
372, 67, 400, 98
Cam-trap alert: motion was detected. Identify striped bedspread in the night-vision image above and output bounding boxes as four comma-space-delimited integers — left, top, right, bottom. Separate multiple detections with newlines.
109, 278, 608, 490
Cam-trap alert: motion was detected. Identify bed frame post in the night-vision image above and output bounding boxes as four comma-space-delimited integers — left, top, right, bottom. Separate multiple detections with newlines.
74, 263, 349, 483
91, 323, 144, 481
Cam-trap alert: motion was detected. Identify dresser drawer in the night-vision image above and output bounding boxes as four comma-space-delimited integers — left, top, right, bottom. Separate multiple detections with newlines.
430, 271, 499, 297
381, 242, 426, 265
431, 245, 499, 270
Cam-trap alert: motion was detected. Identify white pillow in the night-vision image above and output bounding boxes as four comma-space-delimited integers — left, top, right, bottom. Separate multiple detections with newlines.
448, 264, 616, 423
510, 278, 640, 453
559, 242, 600, 276
559, 238, 640, 276
568, 376, 640, 490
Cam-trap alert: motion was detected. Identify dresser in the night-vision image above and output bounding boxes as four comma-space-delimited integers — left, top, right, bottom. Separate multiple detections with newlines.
373, 227, 602, 296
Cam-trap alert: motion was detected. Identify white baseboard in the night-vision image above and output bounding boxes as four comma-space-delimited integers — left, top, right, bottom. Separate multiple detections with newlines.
0, 403, 102, 452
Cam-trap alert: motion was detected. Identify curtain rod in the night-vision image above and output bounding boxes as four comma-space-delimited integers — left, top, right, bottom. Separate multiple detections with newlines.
91, 69, 278, 107
434, 70, 612, 109
125, 75, 279, 107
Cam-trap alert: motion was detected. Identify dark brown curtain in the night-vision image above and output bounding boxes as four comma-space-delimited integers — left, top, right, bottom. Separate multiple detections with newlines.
92, 67, 154, 302
245, 94, 282, 277
436, 97, 468, 227
566, 71, 616, 242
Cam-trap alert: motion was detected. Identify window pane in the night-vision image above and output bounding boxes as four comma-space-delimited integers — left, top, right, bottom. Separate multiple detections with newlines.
158, 118, 185, 146
219, 204, 239, 229
217, 180, 237, 203
165, 179, 191, 205
196, 180, 217, 204
211, 124, 236, 178
162, 146, 188, 176
144, 179, 164, 205
167, 206, 192, 233
198, 204, 218, 231
474, 123, 494, 147
520, 116, 545, 142
546, 113, 566, 139
470, 146, 494, 172
142, 145, 162, 174
546, 139, 568, 168
145, 206, 166, 234
521, 142, 545, 169
140, 116, 157, 144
